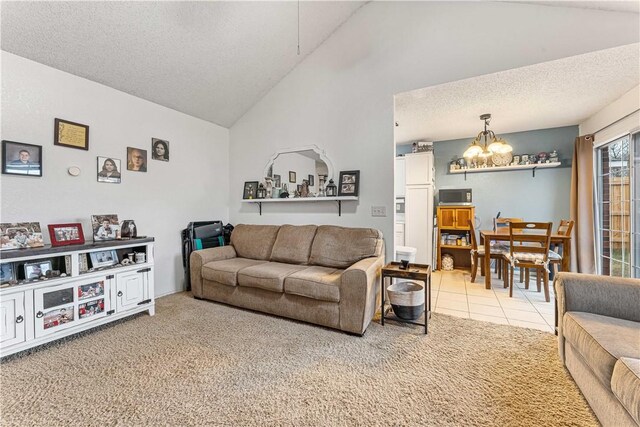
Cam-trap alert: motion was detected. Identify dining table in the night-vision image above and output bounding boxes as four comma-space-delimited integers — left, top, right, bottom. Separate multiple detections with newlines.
479, 229, 572, 289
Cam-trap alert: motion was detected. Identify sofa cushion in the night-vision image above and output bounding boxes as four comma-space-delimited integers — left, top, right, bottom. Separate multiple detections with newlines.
231, 224, 280, 260
309, 225, 383, 268
563, 311, 640, 390
612, 357, 640, 425
270, 225, 317, 265
284, 266, 343, 303
202, 258, 268, 287
238, 262, 307, 293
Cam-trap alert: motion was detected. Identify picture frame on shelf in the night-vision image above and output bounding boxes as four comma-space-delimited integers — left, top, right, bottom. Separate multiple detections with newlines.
243, 181, 259, 200
24, 260, 52, 280
289, 171, 296, 183
48, 223, 85, 247
91, 215, 120, 241
54, 118, 89, 150
308, 174, 314, 186
273, 174, 281, 188
1, 263, 16, 283
0, 222, 45, 250
2, 140, 42, 177
89, 250, 119, 268
338, 170, 360, 197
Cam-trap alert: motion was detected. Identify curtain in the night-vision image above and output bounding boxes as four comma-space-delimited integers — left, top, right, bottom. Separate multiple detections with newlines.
569, 134, 596, 273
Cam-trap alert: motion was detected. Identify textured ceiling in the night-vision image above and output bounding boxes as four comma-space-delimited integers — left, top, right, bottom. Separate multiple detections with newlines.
1, 1, 364, 128
394, 43, 640, 144
516, 1, 640, 13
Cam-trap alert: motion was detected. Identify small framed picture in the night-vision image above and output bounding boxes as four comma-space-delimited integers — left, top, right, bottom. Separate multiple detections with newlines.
89, 250, 118, 268
91, 215, 120, 241
308, 174, 314, 186
289, 171, 296, 183
24, 260, 52, 280
48, 223, 85, 247
2, 140, 42, 177
243, 181, 259, 200
297, 184, 303, 193
151, 138, 169, 161
338, 170, 360, 196
0, 222, 45, 250
54, 118, 89, 150
1, 263, 16, 283
273, 174, 281, 188
127, 147, 147, 172
97, 157, 122, 183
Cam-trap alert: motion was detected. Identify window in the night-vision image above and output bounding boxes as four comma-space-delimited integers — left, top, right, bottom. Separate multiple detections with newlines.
595, 133, 639, 278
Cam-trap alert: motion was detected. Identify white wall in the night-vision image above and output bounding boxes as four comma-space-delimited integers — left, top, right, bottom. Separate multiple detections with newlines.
229, 2, 639, 260
580, 85, 640, 144
1, 52, 230, 296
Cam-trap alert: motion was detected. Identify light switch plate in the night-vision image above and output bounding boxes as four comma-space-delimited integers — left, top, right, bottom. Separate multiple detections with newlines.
371, 206, 386, 217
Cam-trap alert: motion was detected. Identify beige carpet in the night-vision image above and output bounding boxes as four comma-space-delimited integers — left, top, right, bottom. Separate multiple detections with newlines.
1, 292, 597, 426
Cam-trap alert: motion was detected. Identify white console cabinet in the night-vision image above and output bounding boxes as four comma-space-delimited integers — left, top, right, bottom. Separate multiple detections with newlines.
0, 238, 154, 357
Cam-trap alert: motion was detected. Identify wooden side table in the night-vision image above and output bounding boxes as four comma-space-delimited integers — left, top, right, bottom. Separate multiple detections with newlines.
381, 262, 432, 334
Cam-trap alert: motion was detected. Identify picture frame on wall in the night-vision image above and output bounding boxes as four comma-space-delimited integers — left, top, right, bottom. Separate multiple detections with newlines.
48, 223, 85, 247
151, 138, 169, 162
289, 171, 296, 183
54, 118, 89, 150
2, 140, 42, 177
127, 147, 147, 172
97, 157, 122, 183
338, 170, 360, 197
243, 181, 259, 199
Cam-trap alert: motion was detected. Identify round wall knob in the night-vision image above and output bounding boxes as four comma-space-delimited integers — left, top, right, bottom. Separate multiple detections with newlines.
36, 311, 43, 318
16, 315, 24, 323
117, 291, 123, 297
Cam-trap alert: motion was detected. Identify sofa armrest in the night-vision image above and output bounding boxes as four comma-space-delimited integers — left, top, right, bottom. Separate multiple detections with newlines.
190, 246, 237, 297
339, 255, 385, 334
555, 272, 640, 363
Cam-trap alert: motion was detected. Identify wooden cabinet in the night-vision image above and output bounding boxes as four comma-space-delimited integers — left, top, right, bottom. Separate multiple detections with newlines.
405, 152, 433, 185
395, 157, 406, 197
0, 291, 26, 347
436, 206, 475, 270
115, 269, 151, 313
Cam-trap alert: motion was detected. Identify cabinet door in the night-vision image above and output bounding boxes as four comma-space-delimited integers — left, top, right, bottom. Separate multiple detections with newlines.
405, 185, 434, 264
394, 157, 406, 197
455, 209, 472, 230
116, 270, 149, 312
439, 208, 456, 229
405, 153, 433, 185
0, 292, 25, 347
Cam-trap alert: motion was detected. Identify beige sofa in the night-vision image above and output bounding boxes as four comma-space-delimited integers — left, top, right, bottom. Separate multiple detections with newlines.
190, 224, 384, 335
555, 273, 640, 426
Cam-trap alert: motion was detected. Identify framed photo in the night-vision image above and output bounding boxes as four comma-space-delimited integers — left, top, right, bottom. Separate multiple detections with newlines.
127, 147, 147, 172
2, 140, 42, 177
338, 170, 360, 196
54, 118, 89, 150
1, 263, 16, 283
89, 250, 118, 268
151, 138, 169, 162
0, 222, 45, 250
24, 260, 52, 280
243, 181, 259, 200
97, 157, 122, 183
91, 215, 120, 241
308, 174, 314, 186
48, 223, 85, 247
273, 174, 281, 188
289, 171, 296, 183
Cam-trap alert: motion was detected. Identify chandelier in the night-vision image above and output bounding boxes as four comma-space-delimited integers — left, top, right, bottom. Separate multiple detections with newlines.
463, 114, 513, 159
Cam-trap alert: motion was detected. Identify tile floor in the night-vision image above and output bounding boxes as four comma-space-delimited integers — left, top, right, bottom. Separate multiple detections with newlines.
431, 267, 556, 333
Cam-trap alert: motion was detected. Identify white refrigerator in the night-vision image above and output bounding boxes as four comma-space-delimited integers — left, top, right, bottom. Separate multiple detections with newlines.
404, 152, 435, 265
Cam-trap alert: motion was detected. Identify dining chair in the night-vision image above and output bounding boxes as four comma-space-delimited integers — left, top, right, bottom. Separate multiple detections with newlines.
493, 217, 522, 278
550, 219, 574, 276
506, 222, 553, 302
468, 220, 510, 287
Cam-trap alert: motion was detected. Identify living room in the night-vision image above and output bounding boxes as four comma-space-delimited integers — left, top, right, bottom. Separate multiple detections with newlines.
1, 1, 639, 426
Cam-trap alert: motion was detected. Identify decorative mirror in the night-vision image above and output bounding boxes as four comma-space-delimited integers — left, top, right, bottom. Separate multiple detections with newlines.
263, 145, 334, 191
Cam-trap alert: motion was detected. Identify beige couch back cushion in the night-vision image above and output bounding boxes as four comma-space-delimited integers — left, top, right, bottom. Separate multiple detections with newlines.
309, 225, 383, 268
270, 225, 318, 264
231, 224, 280, 260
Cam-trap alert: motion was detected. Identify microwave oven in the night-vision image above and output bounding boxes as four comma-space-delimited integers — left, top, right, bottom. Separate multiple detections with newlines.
439, 189, 472, 205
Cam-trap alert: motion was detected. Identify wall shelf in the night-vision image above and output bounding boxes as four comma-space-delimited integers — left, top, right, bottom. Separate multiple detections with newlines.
241, 196, 358, 216
450, 162, 561, 179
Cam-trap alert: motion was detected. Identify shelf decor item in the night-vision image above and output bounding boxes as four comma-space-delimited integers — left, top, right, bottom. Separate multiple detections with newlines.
325, 179, 337, 197
0, 222, 45, 250
24, 260, 52, 280
48, 223, 85, 247
338, 170, 360, 196
2, 140, 42, 177
89, 249, 118, 268
91, 215, 120, 242
256, 183, 266, 199
54, 118, 89, 150
243, 181, 258, 199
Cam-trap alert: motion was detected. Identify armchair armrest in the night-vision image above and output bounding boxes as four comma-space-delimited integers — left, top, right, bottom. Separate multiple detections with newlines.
190, 246, 237, 297
554, 272, 640, 362
339, 255, 385, 334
